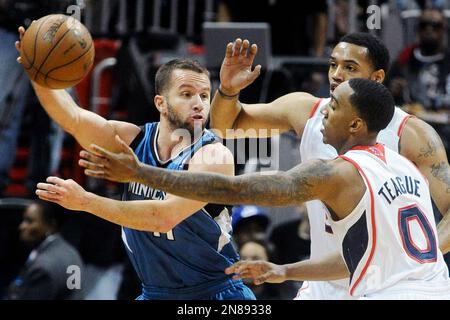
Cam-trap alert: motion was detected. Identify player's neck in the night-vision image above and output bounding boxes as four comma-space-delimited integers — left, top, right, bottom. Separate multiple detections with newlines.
156, 121, 194, 161
338, 135, 378, 155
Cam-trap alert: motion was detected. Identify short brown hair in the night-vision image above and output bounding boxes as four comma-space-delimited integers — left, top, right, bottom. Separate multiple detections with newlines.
155, 59, 210, 95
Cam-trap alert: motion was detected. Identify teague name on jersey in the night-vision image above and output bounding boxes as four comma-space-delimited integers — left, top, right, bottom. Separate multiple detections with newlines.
378, 175, 421, 204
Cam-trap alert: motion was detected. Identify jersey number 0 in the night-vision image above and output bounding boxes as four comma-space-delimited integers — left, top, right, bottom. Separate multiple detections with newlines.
398, 204, 437, 264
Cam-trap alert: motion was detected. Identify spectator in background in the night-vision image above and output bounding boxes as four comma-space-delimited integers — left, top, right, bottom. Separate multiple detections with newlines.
232, 207, 302, 299
231, 205, 270, 249
5, 200, 84, 300
388, 8, 450, 153
396, 0, 448, 11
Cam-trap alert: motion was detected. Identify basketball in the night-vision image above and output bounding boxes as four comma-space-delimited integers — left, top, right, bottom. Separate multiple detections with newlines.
20, 14, 95, 89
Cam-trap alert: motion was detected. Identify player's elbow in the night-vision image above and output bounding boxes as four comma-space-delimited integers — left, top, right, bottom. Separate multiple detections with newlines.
138, 206, 181, 233
65, 108, 86, 137
66, 113, 80, 136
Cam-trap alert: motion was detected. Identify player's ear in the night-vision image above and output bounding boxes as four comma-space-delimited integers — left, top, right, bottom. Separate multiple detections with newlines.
349, 117, 364, 133
371, 69, 385, 84
154, 95, 165, 113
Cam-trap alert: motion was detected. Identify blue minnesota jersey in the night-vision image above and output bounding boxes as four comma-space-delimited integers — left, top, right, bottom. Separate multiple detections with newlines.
121, 122, 240, 291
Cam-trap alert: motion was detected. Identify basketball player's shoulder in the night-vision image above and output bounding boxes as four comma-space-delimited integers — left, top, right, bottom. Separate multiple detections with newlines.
330, 156, 360, 179
400, 115, 435, 138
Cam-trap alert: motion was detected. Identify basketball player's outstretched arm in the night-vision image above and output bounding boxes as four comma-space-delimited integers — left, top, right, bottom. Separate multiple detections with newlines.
210, 39, 319, 139
36, 143, 235, 232
224, 253, 349, 284
15, 26, 140, 152
79, 136, 357, 210
400, 118, 450, 254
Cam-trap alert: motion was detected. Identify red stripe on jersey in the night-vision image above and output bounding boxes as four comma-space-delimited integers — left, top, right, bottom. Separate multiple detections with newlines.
350, 143, 386, 164
397, 115, 415, 137
309, 98, 323, 119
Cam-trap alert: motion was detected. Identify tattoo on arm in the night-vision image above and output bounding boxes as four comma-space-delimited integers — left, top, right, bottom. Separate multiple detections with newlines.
136, 160, 334, 206
430, 161, 450, 193
418, 141, 437, 159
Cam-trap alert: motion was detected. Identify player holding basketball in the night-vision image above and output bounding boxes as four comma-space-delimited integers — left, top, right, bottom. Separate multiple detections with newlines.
68, 79, 450, 299
16, 27, 255, 300
76, 33, 450, 300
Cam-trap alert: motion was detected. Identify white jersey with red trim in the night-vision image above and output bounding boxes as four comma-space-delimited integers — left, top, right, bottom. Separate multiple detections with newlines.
297, 98, 413, 299
332, 144, 450, 298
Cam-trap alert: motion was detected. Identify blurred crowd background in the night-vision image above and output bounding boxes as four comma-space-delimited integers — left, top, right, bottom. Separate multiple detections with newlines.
1, 0, 450, 299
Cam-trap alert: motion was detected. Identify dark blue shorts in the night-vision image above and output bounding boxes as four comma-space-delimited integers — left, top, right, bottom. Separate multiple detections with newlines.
136, 278, 256, 300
